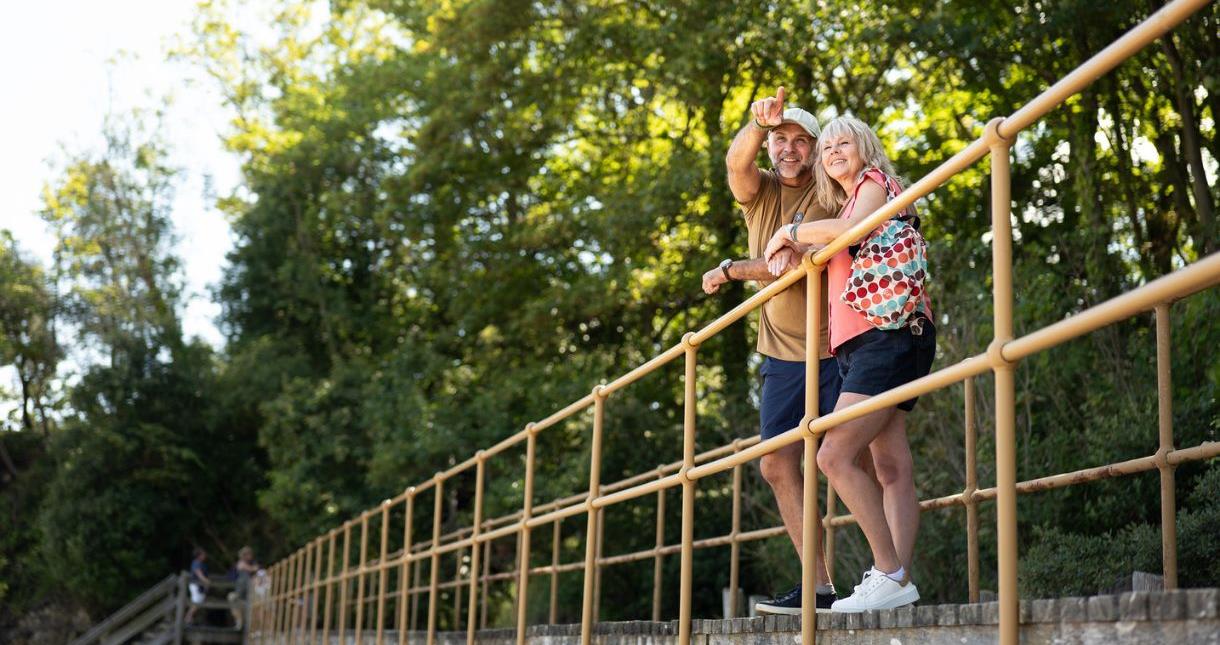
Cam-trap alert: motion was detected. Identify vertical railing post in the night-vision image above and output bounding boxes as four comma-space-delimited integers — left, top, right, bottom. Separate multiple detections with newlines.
593, 506, 605, 623
299, 541, 315, 639
398, 489, 416, 645
516, 426, 537, 645
964, 377, 980, 603
801, 259, 823, 645
823, 484, 837, 585
651, 467, 666, 622
308, 536, 322, 643
580, 386, 607, 645
377, 501, 392, 645
549, 518, 561, 624
678, 335, 698, 645
173, 572, 186, 645
729, 441, 742, 619
271, 561, 283, 642
427, 477, 444, 645
279, 558, 290, 641
321, 530, 337, 645
304, 543, 315, 637
480, 537, 491, 629
452, 552, 463, 630
338, 521, 353, 643
411, 540, 423, 632
466, 455, 487, 645
355, 511, 371, 643
1155, 303, 1178, 589
272, 554, 284, 641
986, 117, 1018, 645
285, 548, 302, 640
268, 555, 283, 639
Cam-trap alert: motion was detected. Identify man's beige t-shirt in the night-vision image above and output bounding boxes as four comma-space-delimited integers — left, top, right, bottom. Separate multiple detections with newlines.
741, 169, 833, 361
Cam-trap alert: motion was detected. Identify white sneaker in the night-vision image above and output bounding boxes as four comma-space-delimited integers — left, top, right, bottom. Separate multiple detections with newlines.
830, 568, 919, 613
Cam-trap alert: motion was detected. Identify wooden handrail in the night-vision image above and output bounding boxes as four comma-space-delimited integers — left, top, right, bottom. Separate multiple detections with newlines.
70, 574, 177, 645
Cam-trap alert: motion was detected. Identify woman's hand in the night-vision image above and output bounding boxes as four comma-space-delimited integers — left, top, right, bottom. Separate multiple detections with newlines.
767, 246, 801, 276
763, 226, 797, 270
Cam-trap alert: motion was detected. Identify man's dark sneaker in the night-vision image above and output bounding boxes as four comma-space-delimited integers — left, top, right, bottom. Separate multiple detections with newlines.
754, 584, 838, 615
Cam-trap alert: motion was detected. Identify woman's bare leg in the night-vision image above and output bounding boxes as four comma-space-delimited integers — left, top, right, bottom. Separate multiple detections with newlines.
869, 411, 919, 570
815, 392, 902, 573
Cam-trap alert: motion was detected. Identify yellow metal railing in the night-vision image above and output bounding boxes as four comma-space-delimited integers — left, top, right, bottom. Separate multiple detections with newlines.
248, 0, 1220, 643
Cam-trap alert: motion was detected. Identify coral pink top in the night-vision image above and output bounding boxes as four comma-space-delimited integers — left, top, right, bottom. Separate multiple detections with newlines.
828, 169, 932, 353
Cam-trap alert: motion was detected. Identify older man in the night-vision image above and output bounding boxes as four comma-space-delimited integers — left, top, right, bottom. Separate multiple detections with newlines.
701, 87, 842, 613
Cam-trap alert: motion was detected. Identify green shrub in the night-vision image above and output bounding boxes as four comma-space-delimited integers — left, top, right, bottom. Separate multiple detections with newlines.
1021, 463, 1220, 597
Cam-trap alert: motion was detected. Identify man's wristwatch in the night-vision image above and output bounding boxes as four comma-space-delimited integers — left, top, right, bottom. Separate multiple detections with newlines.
719, 258, 734, 280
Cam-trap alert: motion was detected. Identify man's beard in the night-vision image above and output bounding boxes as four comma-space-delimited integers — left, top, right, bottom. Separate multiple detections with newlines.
774, 159, 812, 180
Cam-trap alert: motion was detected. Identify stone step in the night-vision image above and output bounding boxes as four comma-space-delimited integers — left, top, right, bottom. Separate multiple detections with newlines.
251, 588, 1220, 644
193, 599, 244, 610
184, 625, 243, 643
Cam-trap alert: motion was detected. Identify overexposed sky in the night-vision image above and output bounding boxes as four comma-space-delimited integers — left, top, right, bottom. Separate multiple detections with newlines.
0, 0, 240, 349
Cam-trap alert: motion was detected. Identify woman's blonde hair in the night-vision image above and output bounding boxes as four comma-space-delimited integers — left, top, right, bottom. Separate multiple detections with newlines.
814, 116, 903, 214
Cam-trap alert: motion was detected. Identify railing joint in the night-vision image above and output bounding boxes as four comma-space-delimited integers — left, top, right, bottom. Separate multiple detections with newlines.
988, 338, 1017, 369
801, 249, 820, 271
592, 383, 608, 400
677, 465, 694, 485
798, 415, 817, 439
984, 116, 1014, 146
1154, 446, 1175, 471
681, 331, 699, 349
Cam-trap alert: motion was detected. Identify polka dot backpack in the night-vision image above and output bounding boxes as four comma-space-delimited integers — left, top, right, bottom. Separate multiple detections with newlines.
841, 168, 929, 330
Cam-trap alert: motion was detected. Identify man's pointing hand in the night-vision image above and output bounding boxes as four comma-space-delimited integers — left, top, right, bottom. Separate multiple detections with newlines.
751, 86, 786, 128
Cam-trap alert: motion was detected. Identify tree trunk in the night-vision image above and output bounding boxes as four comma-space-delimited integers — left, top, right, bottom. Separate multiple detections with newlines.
1154, 130, 1199, 264
1103, 82, 1152, 279
0, 436, 17, 481
1160, 34, 1216, 254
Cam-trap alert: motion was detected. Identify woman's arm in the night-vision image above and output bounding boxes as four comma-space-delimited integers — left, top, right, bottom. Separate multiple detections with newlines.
762, 181, 888, 268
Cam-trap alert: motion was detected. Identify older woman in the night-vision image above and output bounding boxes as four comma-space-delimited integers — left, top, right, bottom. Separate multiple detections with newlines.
763, 115, 935, 612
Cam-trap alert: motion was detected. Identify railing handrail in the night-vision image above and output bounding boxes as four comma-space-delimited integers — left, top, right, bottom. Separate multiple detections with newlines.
251, 1, 1219, 644
70, 573, 177, 645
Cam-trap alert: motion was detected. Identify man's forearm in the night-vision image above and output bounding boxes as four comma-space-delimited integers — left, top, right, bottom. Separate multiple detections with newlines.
728, 257, 786, 282
726, 121, 768, 174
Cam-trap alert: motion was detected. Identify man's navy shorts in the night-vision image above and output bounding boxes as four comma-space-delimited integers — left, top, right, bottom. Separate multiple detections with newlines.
835, 318, 937, 412
759, 356, 843, 440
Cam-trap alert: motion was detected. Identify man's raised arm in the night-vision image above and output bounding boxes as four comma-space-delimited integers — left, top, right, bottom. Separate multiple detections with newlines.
726, 86, 786, 205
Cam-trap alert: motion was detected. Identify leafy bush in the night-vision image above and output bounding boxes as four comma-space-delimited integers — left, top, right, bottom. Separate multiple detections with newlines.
1021, 463, 1220, 597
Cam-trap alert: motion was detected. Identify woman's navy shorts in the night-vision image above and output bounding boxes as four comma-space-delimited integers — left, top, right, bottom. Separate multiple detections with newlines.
759, 356, 843, 440
835, 318, 937, 412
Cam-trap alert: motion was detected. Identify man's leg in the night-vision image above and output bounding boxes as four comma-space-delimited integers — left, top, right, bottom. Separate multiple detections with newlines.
759, 444, 831, 586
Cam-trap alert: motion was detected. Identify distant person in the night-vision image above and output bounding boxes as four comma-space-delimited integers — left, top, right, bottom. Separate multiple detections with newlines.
185, 547, 210, 624
227, 546, 259, 629
250, 569, 271, 631
764, 115, 935, 612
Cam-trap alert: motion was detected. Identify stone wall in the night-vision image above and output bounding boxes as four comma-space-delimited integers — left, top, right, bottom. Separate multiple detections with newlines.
254, 587, 1220, 644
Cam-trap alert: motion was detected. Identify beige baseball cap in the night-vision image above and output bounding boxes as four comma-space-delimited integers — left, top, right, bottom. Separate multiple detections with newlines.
779, 107, 820, 139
